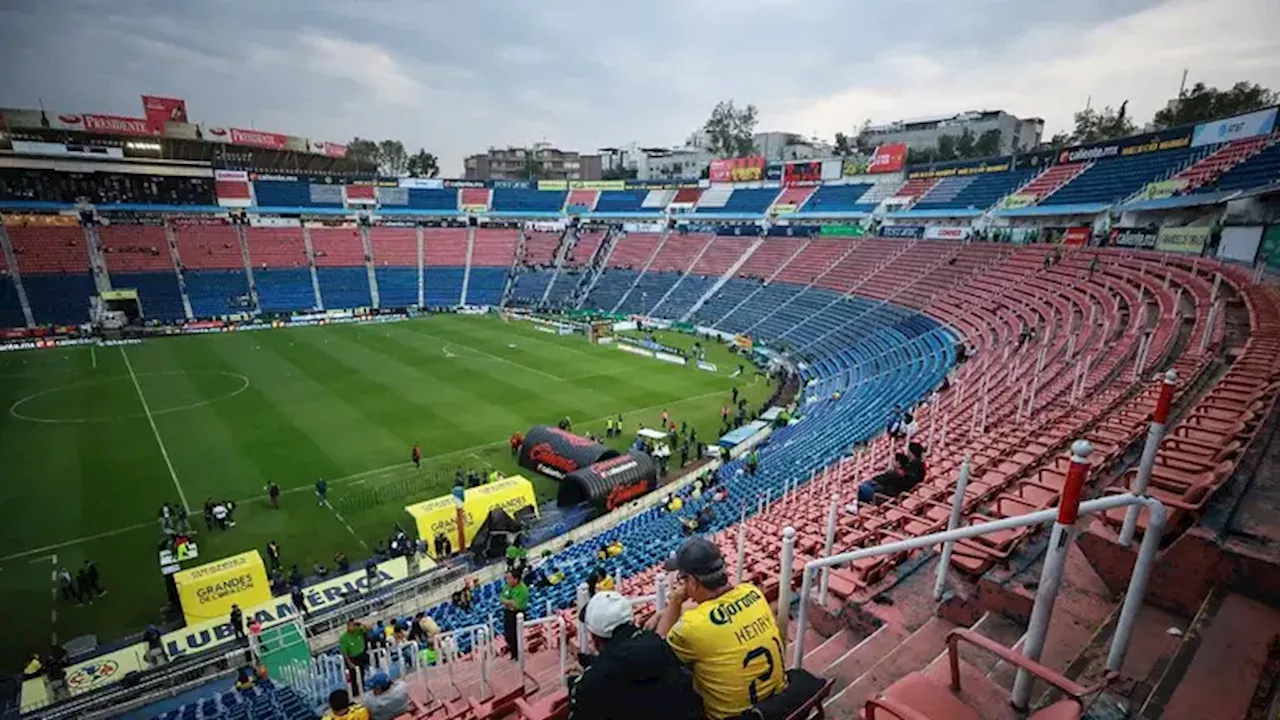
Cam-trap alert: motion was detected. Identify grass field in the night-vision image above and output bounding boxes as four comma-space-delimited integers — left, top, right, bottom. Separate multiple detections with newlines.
0, 314, 771, 667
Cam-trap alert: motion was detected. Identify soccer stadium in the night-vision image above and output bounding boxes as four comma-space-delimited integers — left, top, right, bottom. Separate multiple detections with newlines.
5, 30, 1280, 720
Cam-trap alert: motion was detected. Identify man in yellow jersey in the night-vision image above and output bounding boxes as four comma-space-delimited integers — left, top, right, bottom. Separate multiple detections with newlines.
656, 537, 787, 719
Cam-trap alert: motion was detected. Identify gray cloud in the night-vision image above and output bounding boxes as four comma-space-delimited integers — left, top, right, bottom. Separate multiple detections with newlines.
2, 0, 1277, 174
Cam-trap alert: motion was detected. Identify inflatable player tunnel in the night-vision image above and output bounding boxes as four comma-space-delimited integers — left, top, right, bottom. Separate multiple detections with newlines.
518, 425, 620, 480
558, 451, 658, 508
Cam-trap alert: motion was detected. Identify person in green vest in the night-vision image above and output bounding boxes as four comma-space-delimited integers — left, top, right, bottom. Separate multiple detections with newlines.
506, 537, 529, 575
487, 468, 501, 484
498, 569, 530, 660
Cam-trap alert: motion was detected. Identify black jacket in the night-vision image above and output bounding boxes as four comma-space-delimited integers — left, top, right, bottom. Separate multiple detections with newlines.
569, 624, 702, 720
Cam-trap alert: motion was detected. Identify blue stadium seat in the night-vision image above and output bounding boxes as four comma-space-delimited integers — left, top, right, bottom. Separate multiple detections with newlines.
715, 188, 780, 214
22, 273, 94, 325
593, 190, 649, 213
466, 267, 506, 306
509, 270, 554, 305
374, 267, 418, 309
424, 267, 464, 307
1, 274, 29, 327
912, 169, 1037, 211
1043, 147, 1208, 206
315, 267, 371, 309
252, 181, 343, 209
490, 189, 566, 214
800, 183, 875, 214
406, 188, 458, 211
255, 268, 316, 313
111, 271, 186, 322
1206, 141, 1280, 192
185, 270, 251, 318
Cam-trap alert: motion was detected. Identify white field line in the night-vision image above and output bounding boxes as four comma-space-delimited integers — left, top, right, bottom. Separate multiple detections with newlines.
122, 347, 190, 512
0, 386, 731, 562
325, 501, 370, 550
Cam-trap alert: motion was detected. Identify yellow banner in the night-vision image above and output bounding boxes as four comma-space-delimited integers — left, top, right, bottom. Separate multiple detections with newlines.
405, 475, 538, 557
1156, 226, 1209, 254
1141, 178, 1189, 200
172, 550, 272, 625
771, 204, 798, 215
460, 203, 489, 213
100, 289, 138, 301
24, 557, 418, 708
537, 180, 568, 191
733, 334, 754, 351
570, 180, 625, 191
2, 213, 80, 227
1001, 194, 1038, 209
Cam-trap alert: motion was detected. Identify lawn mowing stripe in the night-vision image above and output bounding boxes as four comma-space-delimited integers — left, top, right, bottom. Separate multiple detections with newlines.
324, 501, 369, 550
0, 387, 731, 562
411, 328, 567, 381
121, 347, 190, 511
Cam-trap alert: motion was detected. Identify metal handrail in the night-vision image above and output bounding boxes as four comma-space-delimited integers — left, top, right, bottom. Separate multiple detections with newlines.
784, 491, 1166, 709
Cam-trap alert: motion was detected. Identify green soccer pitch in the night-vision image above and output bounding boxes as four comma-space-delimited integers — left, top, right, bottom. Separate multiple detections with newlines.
0, 314, 772, 667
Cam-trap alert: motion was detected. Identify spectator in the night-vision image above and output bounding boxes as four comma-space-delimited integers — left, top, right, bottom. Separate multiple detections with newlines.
143, 625, 166, 666
315, 478, 328, 505
365, 557, 378, 585
656, 538, 786, 720
510, 431, 524, 456
363, 672, 410, 720
569, 591, 702, 720
888, 412, 917, 440
230, 604, 245, 640
266, 481, 280, 509
499, 570, 530, 660
267, 540, 281, 572
334, 551, 350, 574
289, 564, 305, 588
322, 689, 370, 720
339, 621, 369, 696
856, 453, 920, 503
75, 566, 94, 605
234, 667, 255, 692
434, 532, 452, 559
291, 584, 309, 620
22, 654, 42, 680
56, 568, 78, 605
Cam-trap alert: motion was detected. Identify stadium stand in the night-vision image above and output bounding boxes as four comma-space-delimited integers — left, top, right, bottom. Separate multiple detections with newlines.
911, 168, 1039, 212
564, 189, 598, 213
174, 224, 252, 317
370, 227, 420, 309
97, 224, 186, 321
422, 228, 470, 307
1041, 146, 1210, 207
1168, 134, 1275, 192
770, 185, 817, 212
890, 176, 942, 204
406, 188, 459, 212
1199, 135, 1280, 193
1014, 162, 1090, 203
798, 183, 875, 214
717, 187, 781, 214
253, 180, 343, 210
459, 187, 492, 212
7, 225, 94, 324
491, 189, 566, 215
593, 189, 648, 214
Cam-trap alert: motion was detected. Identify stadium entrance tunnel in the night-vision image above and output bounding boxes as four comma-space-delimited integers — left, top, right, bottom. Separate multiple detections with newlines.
518, 424, 619, 480
558, 451, 658, 508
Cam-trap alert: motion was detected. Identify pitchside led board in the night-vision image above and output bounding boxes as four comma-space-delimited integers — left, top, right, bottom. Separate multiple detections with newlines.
404, 475, 538, 558
171, 550, 272, 625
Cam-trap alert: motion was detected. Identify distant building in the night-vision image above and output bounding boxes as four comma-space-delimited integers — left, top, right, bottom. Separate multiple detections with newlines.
463, 143, 602, 181
860, 110, 1044, 155
599, 130, 831, 181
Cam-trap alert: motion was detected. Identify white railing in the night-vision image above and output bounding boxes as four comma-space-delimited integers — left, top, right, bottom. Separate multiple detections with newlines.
781, 478, 1165, 710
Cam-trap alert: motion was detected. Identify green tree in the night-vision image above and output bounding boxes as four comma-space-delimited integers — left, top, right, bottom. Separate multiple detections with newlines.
702, 100, 759, 159
347, 137, 380, 173
1069, 104, 1136, 145
954, 128, 976, 159
935, 134, 957, 162
406, 150, 440, 178
973, 129, 1002, 158
854, 119, 876, 154
834, 132, 854, 158
1044, 132, 1072, 150
1152, 81, 1278, 129
376, 140, 408, 176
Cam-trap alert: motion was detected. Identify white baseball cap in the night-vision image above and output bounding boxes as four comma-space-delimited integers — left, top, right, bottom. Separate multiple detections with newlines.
584, 591, 633, 639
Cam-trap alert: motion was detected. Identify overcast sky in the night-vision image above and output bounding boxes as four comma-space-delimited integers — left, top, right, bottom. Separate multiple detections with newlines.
2, 0, 1278, 174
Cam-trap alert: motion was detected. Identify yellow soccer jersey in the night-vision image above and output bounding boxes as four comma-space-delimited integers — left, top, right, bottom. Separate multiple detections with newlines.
666, 583, 787, 719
